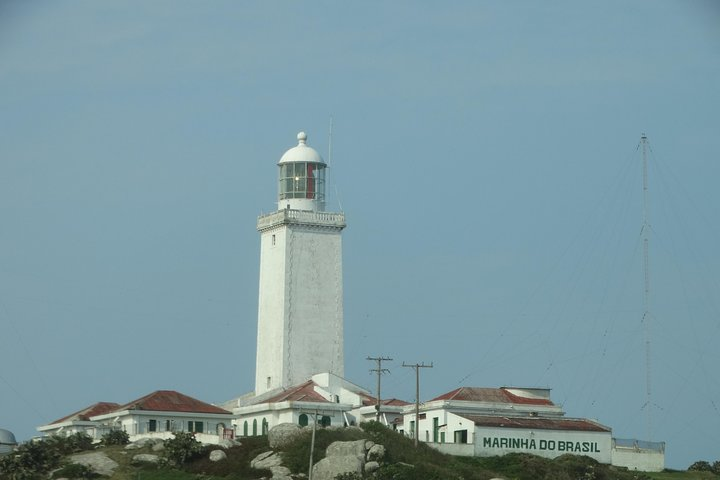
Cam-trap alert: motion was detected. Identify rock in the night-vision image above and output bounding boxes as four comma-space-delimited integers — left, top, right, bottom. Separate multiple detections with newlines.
251, 451, 293, 479
312, 455, 364, 480
124, 442, 145, 450
217, 438, 239, 449
151, 442, 165, 452
268, 423, 305, 449
325, 439, 367, 458
131, 453, 160, 465
364, 440, 375, 451
269, 465, 292, 478
365, 460, 380, 473
367, 443, 385, 461
209, 449, 227, 462
251, 451, 284, 469
69, 452, 119, 477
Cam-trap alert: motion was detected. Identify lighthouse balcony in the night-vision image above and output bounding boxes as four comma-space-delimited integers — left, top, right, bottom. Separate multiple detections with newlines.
257, 209, 346, 231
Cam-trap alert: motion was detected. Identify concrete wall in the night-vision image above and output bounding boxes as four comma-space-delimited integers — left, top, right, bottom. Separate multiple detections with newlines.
612, 445, 665, 472
474, 426, 612, 464
428, 442, 476, 457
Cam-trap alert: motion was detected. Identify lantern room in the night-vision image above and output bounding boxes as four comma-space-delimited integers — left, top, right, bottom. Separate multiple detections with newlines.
277, 132, 326, 212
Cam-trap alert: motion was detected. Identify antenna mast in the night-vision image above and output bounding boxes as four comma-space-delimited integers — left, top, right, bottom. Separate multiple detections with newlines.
640, 133, 653, 440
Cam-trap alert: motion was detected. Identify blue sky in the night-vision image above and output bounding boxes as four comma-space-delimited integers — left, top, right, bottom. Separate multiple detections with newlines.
1, 0, 719, 469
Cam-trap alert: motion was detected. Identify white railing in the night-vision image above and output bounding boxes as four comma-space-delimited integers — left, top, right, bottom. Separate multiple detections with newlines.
257, 209, 346, 230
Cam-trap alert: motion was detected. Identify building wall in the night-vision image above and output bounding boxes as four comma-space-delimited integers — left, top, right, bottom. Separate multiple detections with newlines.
408, 409, 612, 464
255, 224, 288, 395
612, 445, 665, 472
234, 409, 341, 437
255, 218, 344, 396
474, 425, 613, 464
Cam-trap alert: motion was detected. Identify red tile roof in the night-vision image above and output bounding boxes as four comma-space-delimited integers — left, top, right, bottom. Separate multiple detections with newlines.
260, 381, 330, 404
431, 387, 553, 406
459, 414, 610, 432
360, 392, 411, 407
115, 390, 230, 415
50, 402, 121, 425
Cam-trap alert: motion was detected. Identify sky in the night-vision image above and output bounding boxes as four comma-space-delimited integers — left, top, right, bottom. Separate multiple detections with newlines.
1, 0, 719, 470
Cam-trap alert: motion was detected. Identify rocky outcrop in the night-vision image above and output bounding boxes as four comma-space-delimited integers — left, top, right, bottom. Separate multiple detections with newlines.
68, 452, 119, 477
313, 454, 364, 480
209, 449, 227, 462
131, 453, 160, 465
325, 439, 367, 458
217, 438, 240, 449
367, 443, 386, 461
251, 450, 291, 479
312, 439, 386, 480
268, 423, 306, 449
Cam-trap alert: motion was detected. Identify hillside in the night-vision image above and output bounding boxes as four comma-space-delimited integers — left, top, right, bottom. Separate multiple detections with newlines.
1, 424, 716, 480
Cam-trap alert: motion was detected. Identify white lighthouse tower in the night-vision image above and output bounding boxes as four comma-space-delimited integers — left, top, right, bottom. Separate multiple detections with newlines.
254, 132, 346, 396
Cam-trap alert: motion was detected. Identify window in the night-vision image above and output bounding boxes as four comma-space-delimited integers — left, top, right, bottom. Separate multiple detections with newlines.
454, 430, 468, 444
148, 419, 157, 432
243, 421, 248, 437
278, 162, 326, 201
252, 419, 257, 436
320, 416, 331, 427
266, 377, 271, 389
409, 420, 415, 436
299, 414, 308, 427
187, 421, 204, 433
271, 234, 276, 246
165, 420, 172, 432
432, 417, 439, 443
262, 418, 269, 435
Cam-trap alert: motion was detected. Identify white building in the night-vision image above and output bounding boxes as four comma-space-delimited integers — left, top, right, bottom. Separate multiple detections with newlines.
400, 386, 664, 472
231, 372, 408, 436
38, 390, 234, 444
254, 132, 346, 396
37, 402, 120, 439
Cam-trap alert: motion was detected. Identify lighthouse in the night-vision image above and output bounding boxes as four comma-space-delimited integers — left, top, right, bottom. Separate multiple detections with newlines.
254, 132, 346, 396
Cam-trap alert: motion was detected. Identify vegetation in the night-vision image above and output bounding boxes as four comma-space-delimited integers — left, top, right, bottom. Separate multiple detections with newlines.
101, 430, 130, 446
687, 461, 720, 474
2, 424, 719, 480
162, 432, 204, 466
0, 433, 94, 480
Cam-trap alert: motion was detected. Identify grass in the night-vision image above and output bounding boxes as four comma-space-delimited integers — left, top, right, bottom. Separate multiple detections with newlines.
645, 472, 718, 480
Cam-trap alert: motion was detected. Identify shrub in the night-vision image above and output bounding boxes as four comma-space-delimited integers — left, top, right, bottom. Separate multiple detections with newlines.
689, 460, 712, 471
163, 432, 204, 466
0, 439, 62, 480
100, 429, 129, 446
40, 433, 94, 456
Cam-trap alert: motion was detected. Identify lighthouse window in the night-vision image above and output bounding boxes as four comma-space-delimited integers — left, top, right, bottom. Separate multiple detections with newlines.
279, 162, 326, 201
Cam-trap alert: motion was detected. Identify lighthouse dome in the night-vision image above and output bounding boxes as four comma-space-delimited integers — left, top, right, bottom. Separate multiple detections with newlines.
279, 132, 325, 165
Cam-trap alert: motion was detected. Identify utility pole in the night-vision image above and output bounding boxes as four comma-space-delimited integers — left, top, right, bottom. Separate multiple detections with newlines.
402, 361, 433, 447
367, 356, 392, 422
